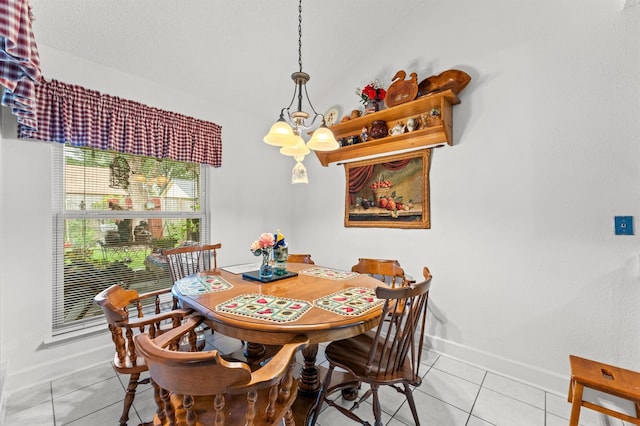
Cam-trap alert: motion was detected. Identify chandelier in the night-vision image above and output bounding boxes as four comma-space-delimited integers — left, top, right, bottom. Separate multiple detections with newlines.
263, 0, 339, 184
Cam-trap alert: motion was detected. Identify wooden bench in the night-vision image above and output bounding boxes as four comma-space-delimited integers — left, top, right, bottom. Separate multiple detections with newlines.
568, 355, 640, 425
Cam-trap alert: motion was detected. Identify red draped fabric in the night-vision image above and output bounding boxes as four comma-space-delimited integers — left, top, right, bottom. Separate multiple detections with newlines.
0, 0, 42, 133
19, 79, 223, 167
347, 158, 411, 204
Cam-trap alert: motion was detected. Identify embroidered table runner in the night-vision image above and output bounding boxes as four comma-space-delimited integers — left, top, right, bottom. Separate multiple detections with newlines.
174, 275, 233, 296
314, 287, 383, 316
216, 294, 311, 323
299, 267, 358, 280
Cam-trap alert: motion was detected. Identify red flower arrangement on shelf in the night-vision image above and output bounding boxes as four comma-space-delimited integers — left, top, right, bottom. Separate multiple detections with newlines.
357, 80, 387, 106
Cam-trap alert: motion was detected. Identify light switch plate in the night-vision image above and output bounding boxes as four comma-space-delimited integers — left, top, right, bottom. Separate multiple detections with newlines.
614, 216, 634, 235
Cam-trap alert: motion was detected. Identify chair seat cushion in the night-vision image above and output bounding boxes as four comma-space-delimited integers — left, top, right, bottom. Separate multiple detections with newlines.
324, 331, 417, 384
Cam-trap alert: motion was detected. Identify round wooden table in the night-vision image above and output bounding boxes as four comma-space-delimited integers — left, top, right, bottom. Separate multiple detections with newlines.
171, 262, 386, 394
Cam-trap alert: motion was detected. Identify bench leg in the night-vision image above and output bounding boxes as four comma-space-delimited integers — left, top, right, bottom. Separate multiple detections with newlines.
569, 380, 584, 426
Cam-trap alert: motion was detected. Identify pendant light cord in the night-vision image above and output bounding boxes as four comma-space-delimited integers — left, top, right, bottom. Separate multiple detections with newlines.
298, 0, 303, 73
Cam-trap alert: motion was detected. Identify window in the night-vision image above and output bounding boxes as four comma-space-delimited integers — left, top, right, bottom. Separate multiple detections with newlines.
52, 145, 207, 335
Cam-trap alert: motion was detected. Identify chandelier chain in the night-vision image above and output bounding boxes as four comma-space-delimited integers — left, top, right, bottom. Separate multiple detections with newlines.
298, 0, 303, 72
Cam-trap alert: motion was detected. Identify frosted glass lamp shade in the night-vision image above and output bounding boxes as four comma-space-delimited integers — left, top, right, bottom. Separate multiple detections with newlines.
306, 125, 339, 151
264, 120, 297, 147
280, 135, 310, 157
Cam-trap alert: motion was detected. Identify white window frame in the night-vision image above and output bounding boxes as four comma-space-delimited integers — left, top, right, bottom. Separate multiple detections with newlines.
51, 144, 208, 336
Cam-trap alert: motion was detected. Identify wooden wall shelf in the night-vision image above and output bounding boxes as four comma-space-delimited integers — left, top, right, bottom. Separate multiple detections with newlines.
314, 89, 461, 166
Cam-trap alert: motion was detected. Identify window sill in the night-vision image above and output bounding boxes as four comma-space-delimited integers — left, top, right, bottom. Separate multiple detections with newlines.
43, 321, 108, 348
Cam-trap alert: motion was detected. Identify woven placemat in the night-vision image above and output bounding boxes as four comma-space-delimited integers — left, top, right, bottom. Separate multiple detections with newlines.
299, 267, 358, 280
216, 294, 311, 323
314, 287, 383, 316
174, 275, 233, 296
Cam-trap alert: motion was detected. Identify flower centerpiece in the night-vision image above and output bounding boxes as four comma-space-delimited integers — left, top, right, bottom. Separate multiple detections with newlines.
250, 232, 275, 279
357, 80, 387, 114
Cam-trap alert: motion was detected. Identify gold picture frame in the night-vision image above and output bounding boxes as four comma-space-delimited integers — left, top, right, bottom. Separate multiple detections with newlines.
344, 149, 431, 229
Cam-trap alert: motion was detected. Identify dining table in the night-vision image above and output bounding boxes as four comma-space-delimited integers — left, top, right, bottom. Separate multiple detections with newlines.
171, 261, 387, 423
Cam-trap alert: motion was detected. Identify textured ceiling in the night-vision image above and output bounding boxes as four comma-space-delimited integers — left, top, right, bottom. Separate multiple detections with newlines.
29, 0, 422, 114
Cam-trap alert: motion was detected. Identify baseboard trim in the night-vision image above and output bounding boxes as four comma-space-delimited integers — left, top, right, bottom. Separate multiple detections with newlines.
4, 343, 113, 395
427, 335, 568, 396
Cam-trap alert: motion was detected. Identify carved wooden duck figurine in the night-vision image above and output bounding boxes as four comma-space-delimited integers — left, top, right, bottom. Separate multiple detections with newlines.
385, 70, 419, 108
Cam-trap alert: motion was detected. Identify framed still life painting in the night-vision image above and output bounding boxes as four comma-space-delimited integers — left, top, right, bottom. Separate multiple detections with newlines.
344, 149, 431, 229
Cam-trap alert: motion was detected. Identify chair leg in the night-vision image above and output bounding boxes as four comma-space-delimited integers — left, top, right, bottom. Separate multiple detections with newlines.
403, 382, 421, 426
120, 372, 141, 426
371, 384, 384, 426
307, 364, 335, 426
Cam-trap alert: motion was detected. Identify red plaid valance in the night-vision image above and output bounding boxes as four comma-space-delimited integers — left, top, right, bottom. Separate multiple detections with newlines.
19, 79, 223, 167
0, 0, 42, 133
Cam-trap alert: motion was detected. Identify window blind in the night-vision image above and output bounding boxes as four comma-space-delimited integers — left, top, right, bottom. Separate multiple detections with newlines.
52, 145, 208, 334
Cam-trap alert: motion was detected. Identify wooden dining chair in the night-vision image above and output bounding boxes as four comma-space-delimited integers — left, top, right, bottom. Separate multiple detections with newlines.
163, 243, 222, 282
350, 258, 413, 288
94, 284, 196, 426
287, 253, 315, 264
308, 267, 433, 426
135, 315, 308, 426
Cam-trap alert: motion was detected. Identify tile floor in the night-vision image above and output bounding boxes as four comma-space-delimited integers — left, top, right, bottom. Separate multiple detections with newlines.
2, 331, 632, 426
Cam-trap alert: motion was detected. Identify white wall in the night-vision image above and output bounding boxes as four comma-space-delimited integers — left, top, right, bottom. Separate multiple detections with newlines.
1, 0, 639, 397
294, 0, 640, 393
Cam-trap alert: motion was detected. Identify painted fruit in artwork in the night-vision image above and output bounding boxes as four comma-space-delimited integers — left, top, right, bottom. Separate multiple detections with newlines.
387, 198, 396, 211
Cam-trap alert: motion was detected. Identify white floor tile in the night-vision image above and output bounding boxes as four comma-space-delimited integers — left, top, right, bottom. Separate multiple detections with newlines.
471, 387, 545, 426
547, 410, 624, 426
546, 412, 572, 426
54, 376, 128, 425
387, 418, 413, 426
316, 398, 392, 426
375, 383, 414, 416
467, 415, 497, 426
419, 367, 481, 412
51, 362, 117, 399
481, 372, 545, 409
132, 385, 158, 424
5, 381, 51, 417
3, 400, 54, 426
421, 349, 440, 367
65, 401, 130, 426
433, 356, 487, 385
392, 387, 470, 426
546, 392, 573, 419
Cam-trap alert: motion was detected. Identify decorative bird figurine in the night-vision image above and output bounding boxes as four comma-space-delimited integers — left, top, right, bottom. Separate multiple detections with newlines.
385, 70, 419, 108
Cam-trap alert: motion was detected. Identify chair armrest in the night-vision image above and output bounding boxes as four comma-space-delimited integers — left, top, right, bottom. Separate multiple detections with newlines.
123, 308, 193, 328
135, 287, 173, 301
151, 315, 204, 348
242, 336, 308, 389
